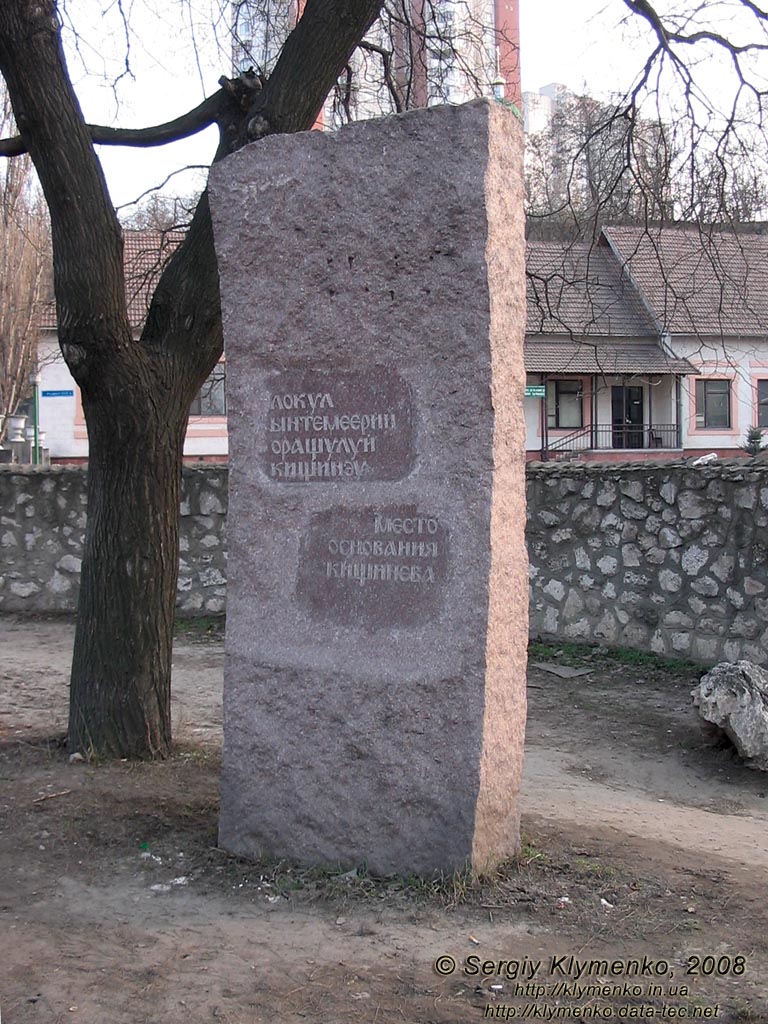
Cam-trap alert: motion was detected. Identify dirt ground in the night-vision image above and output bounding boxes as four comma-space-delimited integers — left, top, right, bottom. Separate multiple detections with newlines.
1, 616, 767, 1024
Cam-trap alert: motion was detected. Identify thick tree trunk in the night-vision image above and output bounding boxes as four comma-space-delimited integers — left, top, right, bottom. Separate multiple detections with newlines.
65, 197, 219, 759
68, 376, 190, 758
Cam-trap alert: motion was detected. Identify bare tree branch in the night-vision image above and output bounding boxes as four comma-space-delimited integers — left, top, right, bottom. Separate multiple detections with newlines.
0, 88, 231, 157
0, 84, 48, 441
358, 38, 403, 112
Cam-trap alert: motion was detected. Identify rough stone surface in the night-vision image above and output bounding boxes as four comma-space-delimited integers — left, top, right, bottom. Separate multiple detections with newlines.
527, 460, 768, 667
210, 101, 528, 875
0, 465, 227, 616
693, 661, 768, 770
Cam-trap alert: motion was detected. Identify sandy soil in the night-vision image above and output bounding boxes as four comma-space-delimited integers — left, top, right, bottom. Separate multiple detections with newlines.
1, 615, 767, 1023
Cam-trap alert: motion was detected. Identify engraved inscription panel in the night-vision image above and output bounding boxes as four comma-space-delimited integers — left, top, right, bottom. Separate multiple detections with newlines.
264, 369, 413, 482
297, 506, 448, 627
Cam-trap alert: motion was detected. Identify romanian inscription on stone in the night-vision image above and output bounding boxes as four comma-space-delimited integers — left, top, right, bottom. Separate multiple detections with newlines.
297, 506, 449, 627
264, 369, 413, 482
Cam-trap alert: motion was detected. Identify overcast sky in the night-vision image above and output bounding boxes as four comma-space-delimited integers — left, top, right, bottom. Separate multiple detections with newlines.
520, 0, 631, 96
57, 0, 767, 211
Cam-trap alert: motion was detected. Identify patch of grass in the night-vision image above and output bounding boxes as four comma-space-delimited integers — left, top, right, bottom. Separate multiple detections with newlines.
517, 835, 551, 867
529, 639, 700, 675
211, 834, 656, 923
232, 858, 478, 907
572, 856, 618, 879
171, 744, 218, 764
607, 646, 700, 674
174, 616, 225, 643
529, 640, 592, 665
728, 1005, 766, 1023
211, 850, 501, 908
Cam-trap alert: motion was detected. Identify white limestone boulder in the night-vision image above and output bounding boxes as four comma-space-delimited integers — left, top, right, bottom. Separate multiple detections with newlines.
692, 661, 768, 771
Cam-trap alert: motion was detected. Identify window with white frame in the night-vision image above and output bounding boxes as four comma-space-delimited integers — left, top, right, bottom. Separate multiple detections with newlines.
190, 363, 226, 417
547, 379, 583, 430
758, 379, 768, 429
695, 378, 731, 429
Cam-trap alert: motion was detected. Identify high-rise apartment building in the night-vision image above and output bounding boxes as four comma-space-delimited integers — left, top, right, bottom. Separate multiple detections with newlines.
522, 82, 570, 134
231, 0, 520, 124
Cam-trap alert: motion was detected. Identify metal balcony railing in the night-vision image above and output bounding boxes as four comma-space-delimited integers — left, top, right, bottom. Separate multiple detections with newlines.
546, 422, 680, 455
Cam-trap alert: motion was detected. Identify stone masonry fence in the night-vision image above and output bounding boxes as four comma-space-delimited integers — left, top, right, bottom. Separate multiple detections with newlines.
1, 460, 766, 667
0, 466, 228, 619
527, 459, 768, 666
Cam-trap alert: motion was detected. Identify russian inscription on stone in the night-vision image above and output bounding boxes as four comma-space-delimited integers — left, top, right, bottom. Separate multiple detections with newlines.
297, 506, 448, 627
211, 99, 528, 876
264, 368, 413, 482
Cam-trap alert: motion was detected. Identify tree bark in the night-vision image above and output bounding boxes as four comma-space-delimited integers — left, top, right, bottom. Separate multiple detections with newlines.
0, 0, 383, 758
69, 386, 188, 758
66, 185, 228, 758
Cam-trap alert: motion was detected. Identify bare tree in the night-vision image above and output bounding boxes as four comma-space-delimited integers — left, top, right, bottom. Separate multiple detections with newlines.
525, 1, 768, 240
526, 92, 768, 240
525, 93, 678, 240
120, 193, 197, 233
0, 0, 383, 759
0, 86, 48, 442
685, 122, 768, 223
333, 0, 505, 122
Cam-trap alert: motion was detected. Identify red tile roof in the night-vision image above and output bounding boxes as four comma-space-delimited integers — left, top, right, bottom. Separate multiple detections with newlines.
40, 229, 184, 331
42, 226, 768, 351
122, 230, 185, 329
603, 225, 768, 337
526, 240, 657, 339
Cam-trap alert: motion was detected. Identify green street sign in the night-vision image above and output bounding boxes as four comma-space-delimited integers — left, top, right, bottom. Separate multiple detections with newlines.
525, 385, 546, 398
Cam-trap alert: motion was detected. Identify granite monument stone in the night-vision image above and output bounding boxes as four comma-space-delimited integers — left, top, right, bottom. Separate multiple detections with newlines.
210, 98, 528, 875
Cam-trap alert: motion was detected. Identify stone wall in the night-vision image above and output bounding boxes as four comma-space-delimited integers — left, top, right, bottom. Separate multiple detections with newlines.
0, 465, 227, 617
527, 459, 768, 666
3, 461, 767, 668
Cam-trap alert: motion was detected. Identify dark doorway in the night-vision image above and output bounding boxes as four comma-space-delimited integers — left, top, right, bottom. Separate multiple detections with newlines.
612, 386, 644, 448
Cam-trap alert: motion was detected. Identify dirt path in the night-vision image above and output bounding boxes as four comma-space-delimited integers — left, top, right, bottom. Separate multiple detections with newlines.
523, 658, 768, 875
1, 616, 767, 1023
524, 746, 768, 873
0, 616, 225, 746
